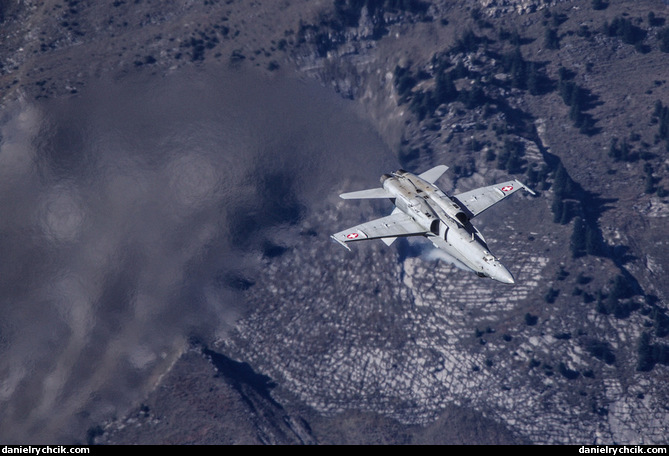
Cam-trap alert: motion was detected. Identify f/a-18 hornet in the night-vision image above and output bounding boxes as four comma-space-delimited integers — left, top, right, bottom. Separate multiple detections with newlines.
331, 165, 535, 284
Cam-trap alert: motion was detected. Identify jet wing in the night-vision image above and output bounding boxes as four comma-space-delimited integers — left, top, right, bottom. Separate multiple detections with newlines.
453, 179, 535, 218
331, 211, 427, 250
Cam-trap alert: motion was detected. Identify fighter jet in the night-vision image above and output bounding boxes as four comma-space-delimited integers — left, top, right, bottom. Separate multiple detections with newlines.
331, 165, 535, 284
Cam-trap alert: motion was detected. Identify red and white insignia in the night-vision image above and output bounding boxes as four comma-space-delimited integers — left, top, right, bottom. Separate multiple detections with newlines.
346, 233, 359, 239
501, 185, 513, 192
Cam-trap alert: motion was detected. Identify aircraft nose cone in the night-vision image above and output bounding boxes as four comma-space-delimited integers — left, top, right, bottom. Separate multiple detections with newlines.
491, 262, 515, 284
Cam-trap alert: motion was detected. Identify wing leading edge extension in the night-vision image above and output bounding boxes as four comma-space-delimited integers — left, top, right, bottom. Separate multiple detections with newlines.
331, 210, 427, 251
453, 179, 536, 218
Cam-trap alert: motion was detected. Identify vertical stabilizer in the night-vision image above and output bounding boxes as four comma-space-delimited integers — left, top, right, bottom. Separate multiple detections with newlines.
418, 165, 449, 184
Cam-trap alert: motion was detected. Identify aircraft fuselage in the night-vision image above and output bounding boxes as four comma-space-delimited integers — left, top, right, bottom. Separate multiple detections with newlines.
381, 170, 515, 284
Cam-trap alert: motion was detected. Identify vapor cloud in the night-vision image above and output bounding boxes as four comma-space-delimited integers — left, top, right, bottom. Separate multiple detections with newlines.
0, 66, 392, 443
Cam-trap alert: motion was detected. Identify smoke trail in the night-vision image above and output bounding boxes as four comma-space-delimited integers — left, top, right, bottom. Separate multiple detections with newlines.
398, 237, 470, 271
0, 66, 392, 443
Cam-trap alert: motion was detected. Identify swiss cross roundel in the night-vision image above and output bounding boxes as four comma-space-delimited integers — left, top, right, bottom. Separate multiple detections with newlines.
501, 185, 514, 192
346, 233, 359, 239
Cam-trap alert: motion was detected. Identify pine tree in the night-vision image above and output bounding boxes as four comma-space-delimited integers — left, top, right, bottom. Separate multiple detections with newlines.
658, 102, 669, 140
653, 100, 663, 118
619, 139, 630, 161
552, 197, 564, 224
544, 28, 560, 49
558, 66, 569, 83
527, 63, 541, 95
592, 0, 606, 11
570, 102, 584, 127
660, 27, 669, 53
435, 71, 457, 105
579, 115, 594, 135
552, 162, 570, 197
571, 217, 587, 257
410, 90, 432, 120
560, 200, 573, 225
608, 138, 619, 160
645, 165, 655, 194
394, 65, 416, 100
570, 84, 585, 112
465, 82, 486, 109
585, 224, 601, 255
510, 48, 527, 89
450, 61, 468, 79
559, 80, 576, 105
636, 332, 655, 371
506, 147, 523, 174
455, 29, 481, 53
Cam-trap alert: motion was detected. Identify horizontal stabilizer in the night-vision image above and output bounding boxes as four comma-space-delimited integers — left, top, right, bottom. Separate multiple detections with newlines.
340, 187, 391, 199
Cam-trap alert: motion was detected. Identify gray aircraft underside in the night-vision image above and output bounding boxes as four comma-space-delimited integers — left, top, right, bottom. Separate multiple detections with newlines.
331, 165, 536, 284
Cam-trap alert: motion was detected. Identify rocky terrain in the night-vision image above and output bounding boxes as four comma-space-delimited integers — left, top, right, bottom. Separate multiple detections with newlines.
1, 0, 669, 445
